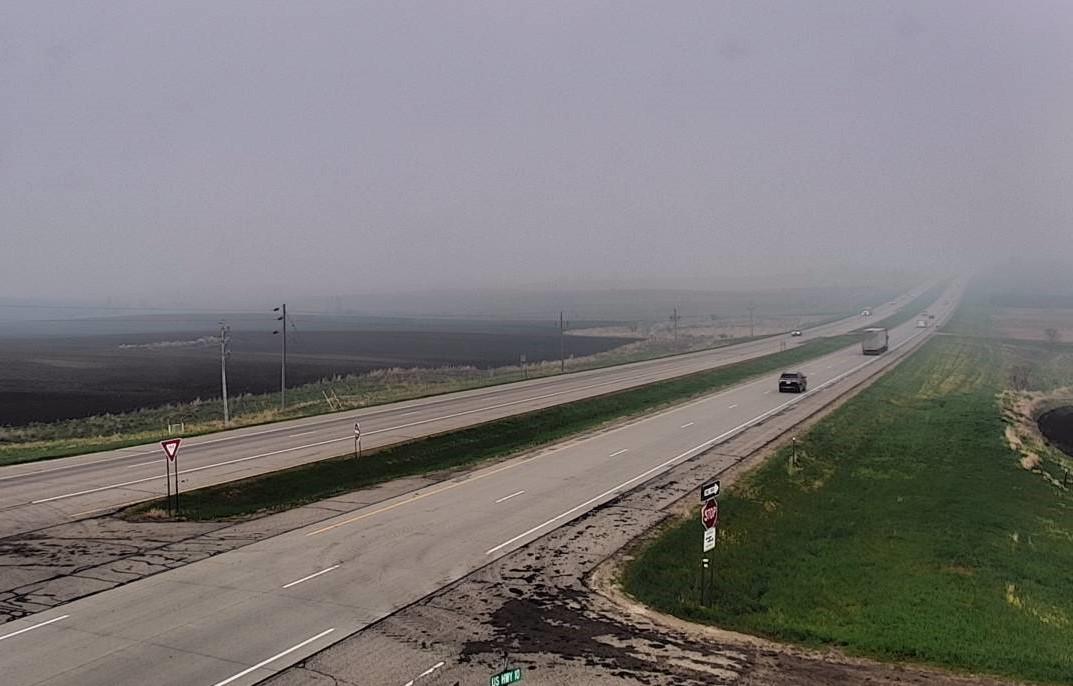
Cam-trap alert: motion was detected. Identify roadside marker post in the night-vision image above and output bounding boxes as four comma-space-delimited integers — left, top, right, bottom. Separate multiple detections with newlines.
160, 438, 182, 516
354, 422, 361, 459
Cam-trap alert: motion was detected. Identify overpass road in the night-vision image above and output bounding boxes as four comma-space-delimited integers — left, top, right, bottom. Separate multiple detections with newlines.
0, 284, 960, 686
0, 287, 932, 538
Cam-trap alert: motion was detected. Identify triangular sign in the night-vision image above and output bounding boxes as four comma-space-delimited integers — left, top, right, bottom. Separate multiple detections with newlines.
160, 438, 182, 462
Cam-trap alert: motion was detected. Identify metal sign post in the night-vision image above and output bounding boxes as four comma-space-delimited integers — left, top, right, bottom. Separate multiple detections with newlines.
699, 484, 721, 605
165, 454, 172, 517
160, 438, 182, 516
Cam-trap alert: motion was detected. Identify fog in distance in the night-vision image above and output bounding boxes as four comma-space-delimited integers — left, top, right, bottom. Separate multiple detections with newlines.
3, 1, 1072, 312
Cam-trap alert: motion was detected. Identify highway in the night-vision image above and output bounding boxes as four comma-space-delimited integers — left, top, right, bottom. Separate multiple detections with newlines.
0, 284, 959, 686
0, 288, 928, 538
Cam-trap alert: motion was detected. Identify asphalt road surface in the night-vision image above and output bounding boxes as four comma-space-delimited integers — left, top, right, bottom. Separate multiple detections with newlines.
0, 284, 960, 686
0, 288, 929, 539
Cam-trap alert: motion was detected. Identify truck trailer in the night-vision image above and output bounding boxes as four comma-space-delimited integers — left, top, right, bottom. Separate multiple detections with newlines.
861, 327, 889, 355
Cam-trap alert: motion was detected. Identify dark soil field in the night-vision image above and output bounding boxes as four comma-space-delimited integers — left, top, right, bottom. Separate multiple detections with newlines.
0, 328, 633, 426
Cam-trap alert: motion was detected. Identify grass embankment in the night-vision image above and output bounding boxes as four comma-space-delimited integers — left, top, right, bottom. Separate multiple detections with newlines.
622, 335, 1073, 684
125, 334, 857, 521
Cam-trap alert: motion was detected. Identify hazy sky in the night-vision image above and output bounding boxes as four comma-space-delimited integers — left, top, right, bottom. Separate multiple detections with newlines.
3, 1, 1072, 305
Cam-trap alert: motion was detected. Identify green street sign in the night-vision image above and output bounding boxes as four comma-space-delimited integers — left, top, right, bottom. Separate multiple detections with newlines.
490, 667, 523, 686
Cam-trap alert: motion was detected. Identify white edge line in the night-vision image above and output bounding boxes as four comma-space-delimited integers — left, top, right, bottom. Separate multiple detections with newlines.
281, 565, 340, 589
728, 404, 739, 409
31, 435, 347, 504
210, 628, 335, 686
0, 615, 69, 642
609, 448, 630, 457
289, 431, 317, 438
494, 490, 526, 504
27, 374, 652, 504
419, 661, 446, 678
680, 422, 694, 428
483, 342, 916, 557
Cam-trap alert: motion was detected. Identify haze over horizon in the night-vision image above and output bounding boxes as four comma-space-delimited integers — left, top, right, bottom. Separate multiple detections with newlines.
4, 1, 1072, 307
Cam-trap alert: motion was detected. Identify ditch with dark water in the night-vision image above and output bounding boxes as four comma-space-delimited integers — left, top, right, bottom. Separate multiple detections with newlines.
1037, 406, 1073, 457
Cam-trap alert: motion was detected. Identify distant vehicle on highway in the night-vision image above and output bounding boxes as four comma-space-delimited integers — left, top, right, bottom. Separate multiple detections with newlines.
916, 319, 929, 328
861, 327, 889, 355
778, 371, 808, 393
928, 313, 936, 319
860, 309, 871, 316
790, 330, 802, 337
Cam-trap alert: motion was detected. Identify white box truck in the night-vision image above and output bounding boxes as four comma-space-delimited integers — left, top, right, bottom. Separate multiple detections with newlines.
862, 327, 889, 355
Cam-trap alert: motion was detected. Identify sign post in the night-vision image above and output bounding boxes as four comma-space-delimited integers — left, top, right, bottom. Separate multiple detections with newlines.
160, 438, 182, 516
699, 482, 721, 606
354, 422, 362, 459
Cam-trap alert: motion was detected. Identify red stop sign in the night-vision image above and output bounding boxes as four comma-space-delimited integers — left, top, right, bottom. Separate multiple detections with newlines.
701, 499, 719, 529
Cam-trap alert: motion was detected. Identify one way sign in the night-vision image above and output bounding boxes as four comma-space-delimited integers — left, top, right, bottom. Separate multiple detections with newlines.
700, 479, 720, 501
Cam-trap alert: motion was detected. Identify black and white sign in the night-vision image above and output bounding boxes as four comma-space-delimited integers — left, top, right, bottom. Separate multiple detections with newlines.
703, 527, 717, 552
700, 479, 720, 501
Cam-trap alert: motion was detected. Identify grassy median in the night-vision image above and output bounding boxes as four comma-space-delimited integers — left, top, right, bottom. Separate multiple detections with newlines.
622, 335, 1073, 684
124, 333, 859, 521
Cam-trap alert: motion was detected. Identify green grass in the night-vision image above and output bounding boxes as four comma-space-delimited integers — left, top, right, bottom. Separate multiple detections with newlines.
125, 334, 858, 521
622, 335, 1073, 684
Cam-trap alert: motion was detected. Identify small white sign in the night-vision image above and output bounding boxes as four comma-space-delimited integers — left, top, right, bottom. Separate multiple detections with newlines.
354, 422, 361, 438
703, 527, 717, 552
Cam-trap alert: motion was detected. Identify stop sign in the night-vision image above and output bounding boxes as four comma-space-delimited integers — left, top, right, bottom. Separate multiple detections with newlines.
701, 498, 719, 529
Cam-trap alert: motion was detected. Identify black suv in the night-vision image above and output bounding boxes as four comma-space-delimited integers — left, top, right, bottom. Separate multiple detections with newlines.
778, 371, 807, 393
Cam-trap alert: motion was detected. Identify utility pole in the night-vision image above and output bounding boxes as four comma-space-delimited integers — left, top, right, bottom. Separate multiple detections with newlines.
559, 311, 565, 373
273, 304, 287, 411
670, 307, 681, 348
219, 322, 231, 425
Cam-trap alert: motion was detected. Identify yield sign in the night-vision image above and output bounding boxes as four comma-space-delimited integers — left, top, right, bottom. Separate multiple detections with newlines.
160, 438, 182, 462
